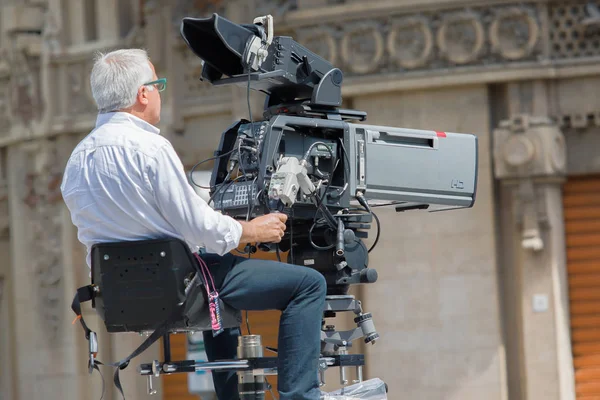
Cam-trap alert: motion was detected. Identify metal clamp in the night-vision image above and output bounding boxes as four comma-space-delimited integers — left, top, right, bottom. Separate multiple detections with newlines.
147, 376, 157, 395
88, 331, 98, 374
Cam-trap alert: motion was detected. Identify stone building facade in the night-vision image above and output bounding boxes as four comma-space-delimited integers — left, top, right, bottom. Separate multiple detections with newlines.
1, 0, 600, 399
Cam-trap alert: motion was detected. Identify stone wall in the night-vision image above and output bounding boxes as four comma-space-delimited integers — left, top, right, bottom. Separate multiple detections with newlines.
353, 85, 505, 399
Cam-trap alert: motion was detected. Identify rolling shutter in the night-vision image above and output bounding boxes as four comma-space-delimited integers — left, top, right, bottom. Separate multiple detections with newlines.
565, 176, 600, 398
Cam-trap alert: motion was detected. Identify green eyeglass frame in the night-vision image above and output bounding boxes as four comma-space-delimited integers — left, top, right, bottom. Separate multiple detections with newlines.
143, 78, 167, 92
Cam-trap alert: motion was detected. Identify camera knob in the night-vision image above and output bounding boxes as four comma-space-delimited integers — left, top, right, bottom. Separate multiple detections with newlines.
359, 268, 378, 283
343, 229, 355, 244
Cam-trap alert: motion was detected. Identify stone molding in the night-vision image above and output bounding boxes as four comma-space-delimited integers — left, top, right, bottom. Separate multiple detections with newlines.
170, 0, 600, 106
493, 114, 567, 251
289, 2, 546, 76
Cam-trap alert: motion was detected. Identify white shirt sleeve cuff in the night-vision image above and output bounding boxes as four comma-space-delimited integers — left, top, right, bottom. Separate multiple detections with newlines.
225, 218, 243, 250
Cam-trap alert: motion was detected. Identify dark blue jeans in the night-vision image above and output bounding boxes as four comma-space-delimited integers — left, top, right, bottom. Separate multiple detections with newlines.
200, 252, 327, 400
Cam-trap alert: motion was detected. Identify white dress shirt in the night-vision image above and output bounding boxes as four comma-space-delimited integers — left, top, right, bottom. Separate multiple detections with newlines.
61, 112, 243, 269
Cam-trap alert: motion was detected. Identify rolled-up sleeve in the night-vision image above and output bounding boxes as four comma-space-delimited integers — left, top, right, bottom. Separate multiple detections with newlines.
147, 143, 242, 255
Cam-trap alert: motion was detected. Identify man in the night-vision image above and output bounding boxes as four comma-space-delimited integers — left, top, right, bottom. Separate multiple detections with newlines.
60, 49, 327, 400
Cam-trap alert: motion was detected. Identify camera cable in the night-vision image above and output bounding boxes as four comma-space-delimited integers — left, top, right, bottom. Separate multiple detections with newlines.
355, 193, 381, 253
190, 148, 237, 189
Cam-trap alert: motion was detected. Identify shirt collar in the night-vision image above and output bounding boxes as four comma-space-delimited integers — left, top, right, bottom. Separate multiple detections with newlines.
95, 112, 161, 135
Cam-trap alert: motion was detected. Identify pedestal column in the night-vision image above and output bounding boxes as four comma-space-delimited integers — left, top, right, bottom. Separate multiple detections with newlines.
493, 114, 575, 400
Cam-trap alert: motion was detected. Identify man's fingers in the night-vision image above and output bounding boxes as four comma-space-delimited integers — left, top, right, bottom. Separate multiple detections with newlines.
278, 221, 287, 231
274, 213, 288, 223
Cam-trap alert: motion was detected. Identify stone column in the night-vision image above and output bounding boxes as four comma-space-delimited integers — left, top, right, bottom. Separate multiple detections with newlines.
66, 0, 86, 45
0, 248, 15, 400
493, 114, 574, 400
0, 150, 13, 400
6, 135, 164, 400
7, 139, 85, 400
94, 0, 119, 41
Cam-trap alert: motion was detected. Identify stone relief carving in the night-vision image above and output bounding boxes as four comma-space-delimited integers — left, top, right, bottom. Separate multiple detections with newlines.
437, 11, 485, 65
340, 23, 384, 74
9, 49, 40, 125
490, 7, 540, 60
163, 1, 600, 105
549, 1, 600, 59
493, 115, 566, 252
66, 62, 97, 115
560, 112, 600, 129
21, 141, 64, 341
296, 28, 338, 65
41, 7, 63, 55
387, 16, 434, 69
287, 3, 544, 76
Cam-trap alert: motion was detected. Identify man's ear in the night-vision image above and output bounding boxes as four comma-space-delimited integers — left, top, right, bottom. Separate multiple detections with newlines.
138, 87, 149, 106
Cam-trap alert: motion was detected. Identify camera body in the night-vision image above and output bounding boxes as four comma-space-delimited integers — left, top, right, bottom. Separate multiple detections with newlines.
208, 111, 477, 294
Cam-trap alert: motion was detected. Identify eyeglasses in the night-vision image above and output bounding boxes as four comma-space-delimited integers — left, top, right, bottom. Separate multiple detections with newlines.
143, 78, 167, 92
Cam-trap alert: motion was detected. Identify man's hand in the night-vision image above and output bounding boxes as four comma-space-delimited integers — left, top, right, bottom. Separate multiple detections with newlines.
239, 213, 288, 243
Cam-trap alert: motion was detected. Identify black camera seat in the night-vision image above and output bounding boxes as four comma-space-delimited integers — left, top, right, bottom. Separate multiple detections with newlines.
89, 237, 241, 333
72, 238, 242, 397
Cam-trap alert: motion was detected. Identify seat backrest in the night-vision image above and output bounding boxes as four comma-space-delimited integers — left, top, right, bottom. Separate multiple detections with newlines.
91, 238, 197, 333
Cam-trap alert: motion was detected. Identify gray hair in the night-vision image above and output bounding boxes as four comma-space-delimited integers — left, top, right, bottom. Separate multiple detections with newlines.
90, 49, 155, 114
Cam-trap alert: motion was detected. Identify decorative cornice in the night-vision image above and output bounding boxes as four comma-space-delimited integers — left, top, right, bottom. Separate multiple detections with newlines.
262, 0, 549, 23
291, 3, 540, 74
170, 0, 600, 97
278, 1, 600, 93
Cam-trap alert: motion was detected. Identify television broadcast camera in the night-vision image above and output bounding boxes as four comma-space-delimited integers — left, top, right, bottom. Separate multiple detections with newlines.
71, 12, 478, 400
181, 13, 478, 294
178, 12, 478, 397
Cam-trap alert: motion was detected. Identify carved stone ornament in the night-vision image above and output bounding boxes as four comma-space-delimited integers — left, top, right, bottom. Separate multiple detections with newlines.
340, 23, 385, 75
9, 49, 40, 125
66, 62, 96, 115
489, 7, 540, 60
515, 179, 546, 251
21, 141, 64, 341
387, 16, 434, 69
493, 114, 567, 180
41, 8, 63, 55
437, 11, 485, 64
493, 115, 566, 252
297, 28, 338, 66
